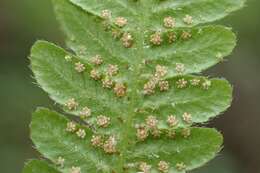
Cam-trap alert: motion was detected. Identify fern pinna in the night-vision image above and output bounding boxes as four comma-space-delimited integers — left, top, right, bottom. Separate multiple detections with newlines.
23, 0, 245, 173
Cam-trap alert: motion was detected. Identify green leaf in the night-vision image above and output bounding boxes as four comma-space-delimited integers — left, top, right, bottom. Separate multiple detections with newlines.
31, 108, 223, 173
148, 0, 246, 28
26, 0, 244, 172
30, 40, 127, 118
70, 0, 245, 28
52, 0, 137, 64
68, 0, 140, 20
141, 26, 236, 77
127, 128, 223, 172
53, 0, 237, 77
31, 108, 117, 173
22, 160, 60, 173
136, 76, 232, 128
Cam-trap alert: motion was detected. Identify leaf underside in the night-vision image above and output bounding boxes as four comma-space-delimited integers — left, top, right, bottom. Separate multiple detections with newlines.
30, 108, 222, 173
22, 160, 59, 173
24, 0, 245, 172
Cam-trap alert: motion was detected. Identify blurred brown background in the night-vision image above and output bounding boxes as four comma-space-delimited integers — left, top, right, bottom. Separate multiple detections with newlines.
0, 0, 259, 172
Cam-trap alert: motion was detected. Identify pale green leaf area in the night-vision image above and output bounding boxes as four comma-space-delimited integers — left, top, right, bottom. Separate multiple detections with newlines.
149, 0, 246, 28
53, 0, 138, 64
30, 108, 117, 173
24, 0, 245, 172
53, 0, 238, 78
23, 160, 60, 173
30, 108, 222, 173
141, 26, 236, 77
127, 128, 223, 172
136, 76, 232, 128
30, 41, 129, 134
70, 0, 245, 28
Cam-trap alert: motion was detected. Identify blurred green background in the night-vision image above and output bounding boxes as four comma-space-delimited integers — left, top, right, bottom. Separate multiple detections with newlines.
0, 0, 259, 172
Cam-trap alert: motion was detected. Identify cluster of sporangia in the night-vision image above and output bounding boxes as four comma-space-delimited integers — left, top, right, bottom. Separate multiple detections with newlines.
100, 9, 194, 48
70, 53, 126, 97
55, 9, 214, 173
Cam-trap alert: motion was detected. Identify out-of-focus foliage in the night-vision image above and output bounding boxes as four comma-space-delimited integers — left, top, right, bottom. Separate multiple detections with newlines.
0, 1, 61, 173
